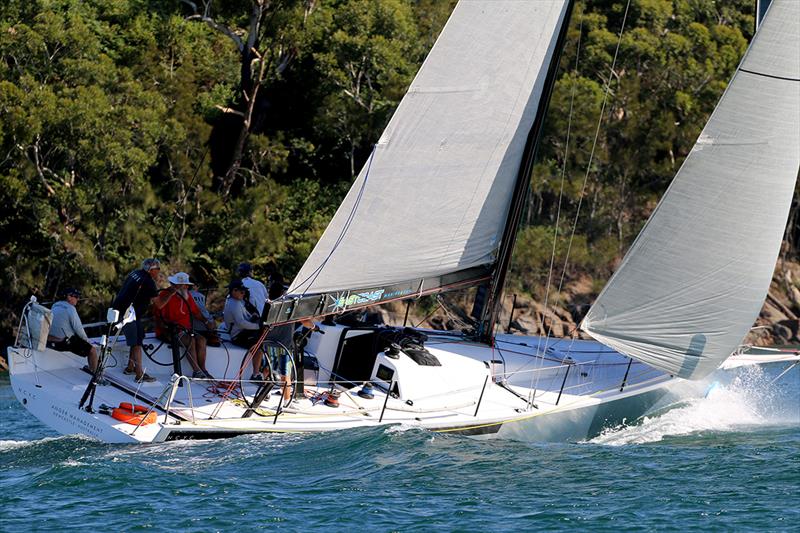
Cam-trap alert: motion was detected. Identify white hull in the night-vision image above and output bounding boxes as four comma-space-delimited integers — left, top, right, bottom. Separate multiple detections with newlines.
9, 324, 676, 444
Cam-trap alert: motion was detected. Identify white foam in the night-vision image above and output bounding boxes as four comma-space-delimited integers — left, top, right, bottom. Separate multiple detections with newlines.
0, 436, 63, 451
590, 366, 799, 445
0, 440, 34, 451
384, 423, 420, 434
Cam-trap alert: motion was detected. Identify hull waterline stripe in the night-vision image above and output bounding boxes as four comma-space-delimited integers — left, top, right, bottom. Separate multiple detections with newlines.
165, 428, 305, 441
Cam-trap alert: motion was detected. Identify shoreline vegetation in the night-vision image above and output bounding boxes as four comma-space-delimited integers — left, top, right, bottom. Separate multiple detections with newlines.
1, 0, 797, 354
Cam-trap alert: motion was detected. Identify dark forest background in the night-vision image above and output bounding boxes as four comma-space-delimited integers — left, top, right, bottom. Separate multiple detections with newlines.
1, 0, 797, 349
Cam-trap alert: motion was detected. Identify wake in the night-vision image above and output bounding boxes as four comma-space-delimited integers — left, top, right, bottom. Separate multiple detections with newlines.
0, 436, 71, 451
590, 365, 799, 445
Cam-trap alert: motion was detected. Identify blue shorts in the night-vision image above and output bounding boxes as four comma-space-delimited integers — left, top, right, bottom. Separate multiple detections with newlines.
122, 320, 146, 347
268, 347, 292, 376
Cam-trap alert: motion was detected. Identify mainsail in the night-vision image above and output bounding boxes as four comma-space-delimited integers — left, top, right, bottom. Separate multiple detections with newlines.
268, 0, 571, 324
581, 0, 800, 379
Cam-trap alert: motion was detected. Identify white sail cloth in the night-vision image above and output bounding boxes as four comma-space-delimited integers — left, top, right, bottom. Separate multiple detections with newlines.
289, 1, 570, 296
582, 0, 800, 379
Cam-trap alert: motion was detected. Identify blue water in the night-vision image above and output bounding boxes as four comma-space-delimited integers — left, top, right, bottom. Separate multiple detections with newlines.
1, 365, 798, 531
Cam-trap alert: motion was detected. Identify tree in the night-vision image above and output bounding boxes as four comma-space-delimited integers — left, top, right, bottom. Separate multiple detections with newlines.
181, 0, 318, 197
310, 0, 420, 178
516, 0, 753, 288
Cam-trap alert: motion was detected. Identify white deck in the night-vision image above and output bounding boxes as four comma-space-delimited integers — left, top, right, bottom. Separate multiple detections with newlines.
9, 324, 676, 443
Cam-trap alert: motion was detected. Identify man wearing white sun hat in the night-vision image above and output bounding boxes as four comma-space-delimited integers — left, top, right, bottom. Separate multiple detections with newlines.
155, 271, 216, 380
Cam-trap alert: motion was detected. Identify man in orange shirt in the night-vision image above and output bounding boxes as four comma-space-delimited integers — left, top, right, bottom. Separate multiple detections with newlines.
155, 272, 216, 379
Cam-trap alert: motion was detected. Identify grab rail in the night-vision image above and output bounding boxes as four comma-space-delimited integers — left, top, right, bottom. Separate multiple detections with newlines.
164, 374, 196, 425
150, 353, 655, 426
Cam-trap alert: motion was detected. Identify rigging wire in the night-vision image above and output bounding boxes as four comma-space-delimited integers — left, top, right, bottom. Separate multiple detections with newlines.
155, 145, 209, 260
290, 145, 377, 297
435, 293, 474, 332
507, 4, 585, 386
555, 0, 633, 319
413, 297, 445, 329
527, 0, 633, 405
531, 7, 585, 367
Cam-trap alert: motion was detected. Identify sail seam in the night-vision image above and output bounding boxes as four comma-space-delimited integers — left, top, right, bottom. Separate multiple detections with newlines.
738, 68, 800, 82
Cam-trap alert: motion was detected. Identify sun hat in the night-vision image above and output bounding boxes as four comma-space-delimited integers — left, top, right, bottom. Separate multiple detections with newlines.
168, 272, 191, 285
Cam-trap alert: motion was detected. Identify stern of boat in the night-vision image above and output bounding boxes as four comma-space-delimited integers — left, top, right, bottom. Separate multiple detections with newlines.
8, 346, 166, 443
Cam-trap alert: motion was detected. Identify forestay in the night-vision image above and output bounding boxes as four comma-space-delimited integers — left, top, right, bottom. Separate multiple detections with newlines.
582, 0, 800, 379
277, 1, 570, 320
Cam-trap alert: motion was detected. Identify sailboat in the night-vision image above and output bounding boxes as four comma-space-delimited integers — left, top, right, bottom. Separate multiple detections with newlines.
7, 0, 799, 443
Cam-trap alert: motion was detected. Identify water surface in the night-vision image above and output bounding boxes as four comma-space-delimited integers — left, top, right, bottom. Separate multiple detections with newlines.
1, 364, 798, 531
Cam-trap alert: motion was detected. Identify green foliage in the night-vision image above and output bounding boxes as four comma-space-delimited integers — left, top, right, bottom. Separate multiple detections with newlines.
0, 0, 791, 348
271, 178, 348, 276
311, 0, 421, 177
512, 0, 757, 300
0, 0, 431, 342
510, 225, 616, 299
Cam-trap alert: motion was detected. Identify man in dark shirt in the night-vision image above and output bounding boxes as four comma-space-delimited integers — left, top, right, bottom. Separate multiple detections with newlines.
112, 258, 161, 382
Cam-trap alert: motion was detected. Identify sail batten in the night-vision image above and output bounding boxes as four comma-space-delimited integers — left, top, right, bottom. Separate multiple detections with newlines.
274, 0, 571, 320
581, 0, 800, 379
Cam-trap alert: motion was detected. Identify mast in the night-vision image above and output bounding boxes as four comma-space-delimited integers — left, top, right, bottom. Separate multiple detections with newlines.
267, 1, 575, 328
477, 0, 576, 343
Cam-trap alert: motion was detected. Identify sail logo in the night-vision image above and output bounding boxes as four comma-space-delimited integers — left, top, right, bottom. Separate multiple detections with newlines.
331, 289, 385, 311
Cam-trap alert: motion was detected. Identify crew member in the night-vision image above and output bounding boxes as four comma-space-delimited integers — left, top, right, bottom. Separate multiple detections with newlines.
157, 272, 216, 379
47, 288, 102, 379
236, 262, 268, 316
223, 279, 263, 381
112, 258, 160, 383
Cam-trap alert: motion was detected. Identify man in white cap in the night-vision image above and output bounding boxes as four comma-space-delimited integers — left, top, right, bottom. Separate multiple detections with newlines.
156, 271, 216, 379
236, 262, 268, 316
